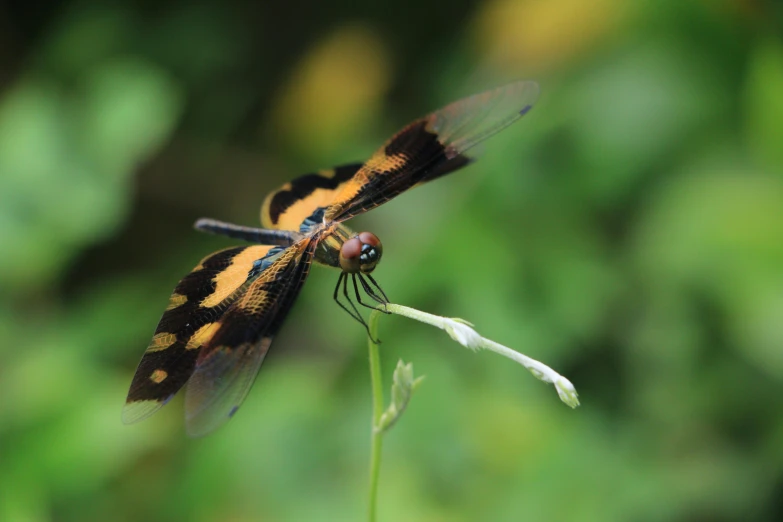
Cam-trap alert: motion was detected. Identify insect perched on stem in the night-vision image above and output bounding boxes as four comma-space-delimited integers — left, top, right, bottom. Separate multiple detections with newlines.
123, 80, 540, 436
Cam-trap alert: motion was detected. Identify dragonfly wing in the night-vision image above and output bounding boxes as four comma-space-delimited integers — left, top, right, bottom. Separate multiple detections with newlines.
184, 238, 316, 437
122, 245, 280, 424
324, 81, 539, 222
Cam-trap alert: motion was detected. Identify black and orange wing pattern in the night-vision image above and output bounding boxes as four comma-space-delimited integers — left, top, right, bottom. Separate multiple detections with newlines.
123, 239, 314, 435
324, 81, 540, 222
260, 163, 363, 231
183, 237, 316, 436
123, 245, 280, 424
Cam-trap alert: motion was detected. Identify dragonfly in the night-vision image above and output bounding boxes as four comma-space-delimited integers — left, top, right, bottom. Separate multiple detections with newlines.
123, 80, 539, 436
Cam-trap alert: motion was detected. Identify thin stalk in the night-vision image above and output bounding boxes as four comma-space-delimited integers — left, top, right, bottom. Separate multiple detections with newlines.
367, 310, 384, 522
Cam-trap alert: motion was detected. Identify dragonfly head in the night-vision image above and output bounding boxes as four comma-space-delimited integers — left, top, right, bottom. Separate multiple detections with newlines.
339, 232, 383, 274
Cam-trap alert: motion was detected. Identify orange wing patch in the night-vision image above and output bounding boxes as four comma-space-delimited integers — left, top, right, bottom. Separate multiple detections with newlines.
185, 322, 222, 351
165, 293, 188, 311
147, 332, 177, 353
200, 245, 276, 308
149, 369, 168, 383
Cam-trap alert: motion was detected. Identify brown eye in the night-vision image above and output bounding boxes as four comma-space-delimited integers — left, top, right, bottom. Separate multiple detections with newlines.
339, 233, 384, 273
357, 232, 382, 274
339, 237, 362, 273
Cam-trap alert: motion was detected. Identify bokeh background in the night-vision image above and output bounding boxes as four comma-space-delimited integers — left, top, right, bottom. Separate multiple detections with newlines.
1, 0, 782, 520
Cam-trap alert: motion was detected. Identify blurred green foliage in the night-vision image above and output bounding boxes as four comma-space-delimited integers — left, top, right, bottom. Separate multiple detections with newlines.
1, 1, 782, 521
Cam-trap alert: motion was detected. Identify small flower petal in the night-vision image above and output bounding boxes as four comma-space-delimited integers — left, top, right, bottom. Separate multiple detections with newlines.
443, 318, 482, 351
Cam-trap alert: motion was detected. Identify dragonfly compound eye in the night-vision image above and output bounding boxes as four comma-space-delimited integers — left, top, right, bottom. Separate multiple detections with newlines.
357, 232, 382, 273
339, 233, 383, 273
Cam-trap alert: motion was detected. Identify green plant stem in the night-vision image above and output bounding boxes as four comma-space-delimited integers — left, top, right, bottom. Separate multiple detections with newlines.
367, 310, 384, 522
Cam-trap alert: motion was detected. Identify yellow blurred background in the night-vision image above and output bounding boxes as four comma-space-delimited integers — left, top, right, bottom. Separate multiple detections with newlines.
1, 0, 782, 520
